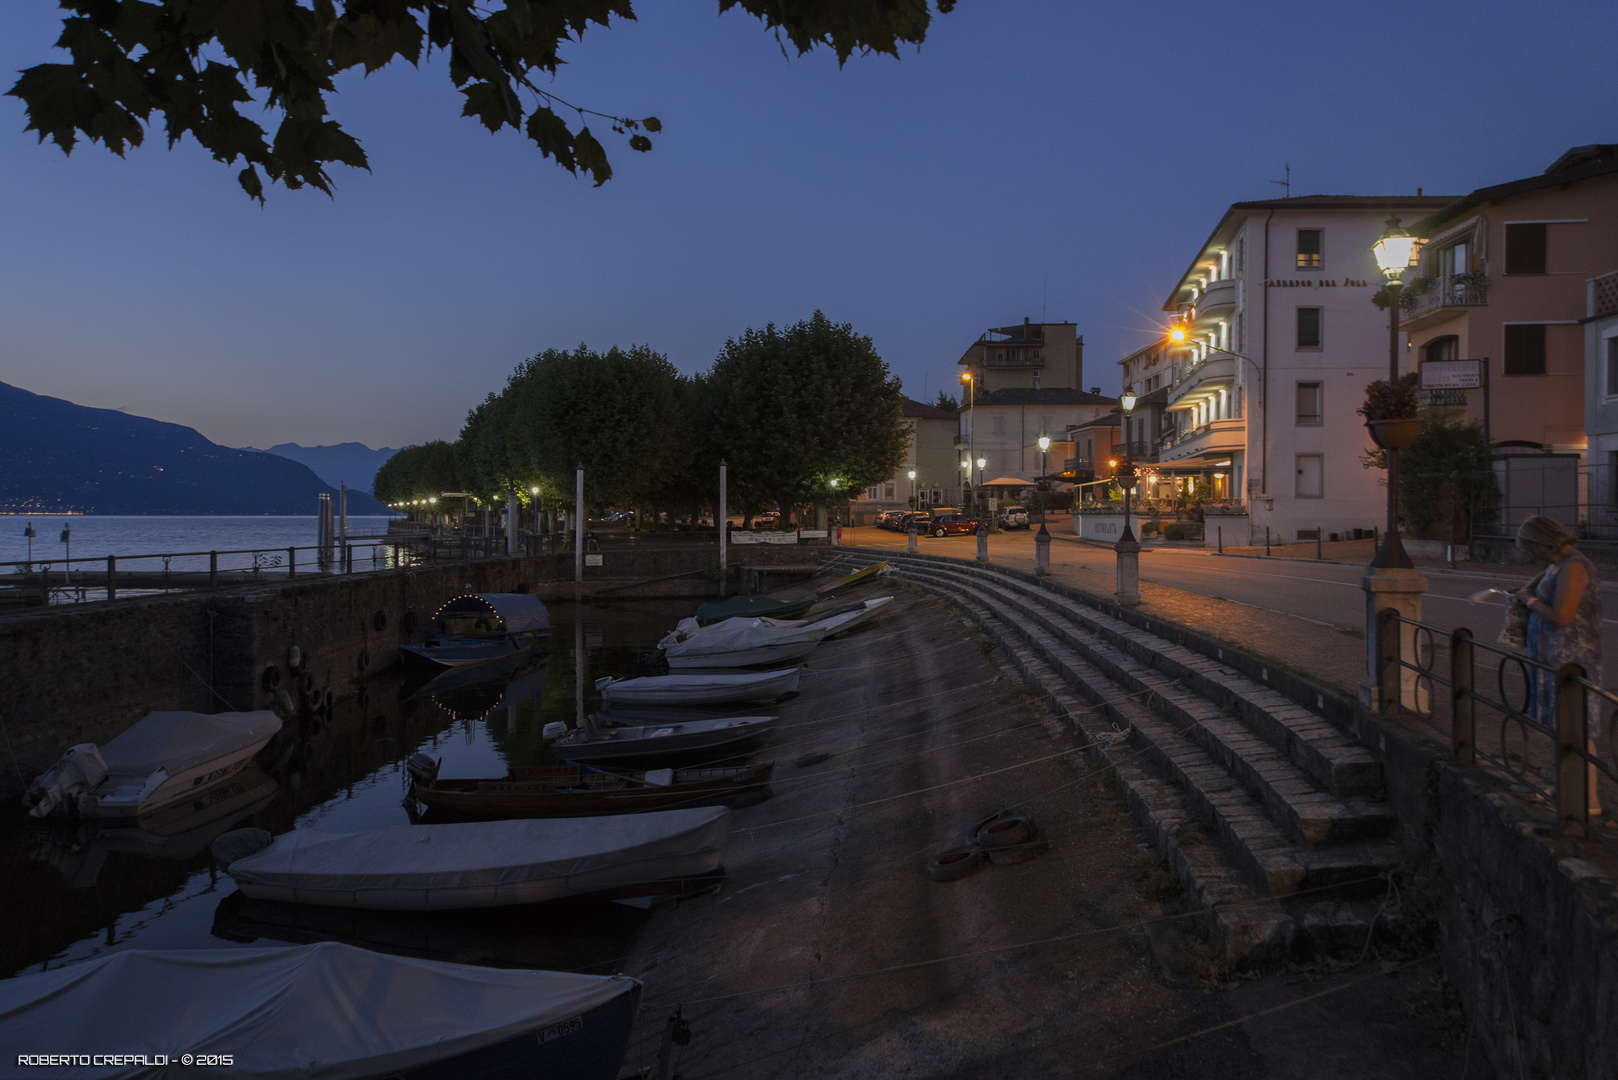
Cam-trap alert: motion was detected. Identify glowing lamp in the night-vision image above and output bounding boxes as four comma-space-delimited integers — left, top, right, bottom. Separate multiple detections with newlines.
1372, 216, 1418, 281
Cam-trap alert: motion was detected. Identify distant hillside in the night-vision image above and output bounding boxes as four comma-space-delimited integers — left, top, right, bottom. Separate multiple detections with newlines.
240, 441, 401, 493
0, 381, 387, 515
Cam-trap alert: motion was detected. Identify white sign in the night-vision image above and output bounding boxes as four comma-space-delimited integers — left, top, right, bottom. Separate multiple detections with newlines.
1421, 359, 1481, 390
585, 553, 603, 566
728, 531, 798, 545
798, 529, 828, 539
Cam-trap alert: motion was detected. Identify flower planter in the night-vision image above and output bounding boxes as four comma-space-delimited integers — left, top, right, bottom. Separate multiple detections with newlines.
1366, 418, 1421, 451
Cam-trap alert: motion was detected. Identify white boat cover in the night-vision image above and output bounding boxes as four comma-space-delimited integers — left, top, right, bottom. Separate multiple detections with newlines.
661, 618, 826, 661
0, 942, 637, 1080
223, 807, 729, 908
659, 597, 892, 650
101, 711, 282, 778
598, 669, 800, 703
432, 593, 551, 636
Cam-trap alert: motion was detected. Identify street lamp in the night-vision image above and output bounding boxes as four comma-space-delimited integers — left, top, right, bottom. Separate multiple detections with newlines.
908, 469, 917, 508
1369, 215, 1419, 569
1118, 389, 1138, 542
1037, 434, 1051, 526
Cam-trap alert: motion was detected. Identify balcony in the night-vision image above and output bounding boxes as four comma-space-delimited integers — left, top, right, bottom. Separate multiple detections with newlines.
1591, 270, 1618, 319
1192, 277, 1237, 324
1399, 275, 1488, 330
1418, 388, 1468, 408
1167, 354, 1236, 410
1157, 418, 1245, 463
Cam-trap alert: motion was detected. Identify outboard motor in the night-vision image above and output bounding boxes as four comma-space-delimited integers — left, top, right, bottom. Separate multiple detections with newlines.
637, 650, 670, 677
25, 744, 108, 819
405, 753, 440, 784
541, 722, 569, 741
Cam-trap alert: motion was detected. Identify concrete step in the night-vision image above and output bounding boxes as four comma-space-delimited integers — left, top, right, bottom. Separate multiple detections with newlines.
893, 562, 1395, 852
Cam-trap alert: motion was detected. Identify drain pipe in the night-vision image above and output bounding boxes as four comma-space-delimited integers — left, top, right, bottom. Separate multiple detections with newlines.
1261, 209, 1274, 501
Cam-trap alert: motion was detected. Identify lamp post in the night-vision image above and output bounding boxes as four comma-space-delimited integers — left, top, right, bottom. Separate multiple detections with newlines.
1115, 389, 1141, 605
908, 469, 917, 509
1358, 215, 1428, 711
1037, 434, 1051, 523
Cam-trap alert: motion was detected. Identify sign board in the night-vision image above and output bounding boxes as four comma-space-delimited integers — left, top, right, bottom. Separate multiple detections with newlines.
798, 529, 828, 539
585, 553, 603, 567
1420, 359, 1482, 390
728, 531, 798, 545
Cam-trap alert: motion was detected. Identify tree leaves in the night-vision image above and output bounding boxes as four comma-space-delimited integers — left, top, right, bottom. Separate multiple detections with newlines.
9, 1, 950, 199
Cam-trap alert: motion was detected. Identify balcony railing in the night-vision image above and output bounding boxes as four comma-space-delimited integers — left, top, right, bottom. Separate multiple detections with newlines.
1418, 388, 1468, 408
1402, 275, 1488, 321
1591, 270, 1618, 319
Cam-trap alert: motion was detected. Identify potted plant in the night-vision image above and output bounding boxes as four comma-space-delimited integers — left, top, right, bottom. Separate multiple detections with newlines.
1358, 372, 1422, 450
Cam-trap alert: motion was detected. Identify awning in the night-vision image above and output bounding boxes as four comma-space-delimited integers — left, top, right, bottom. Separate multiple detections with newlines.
981, 476, 1036, 487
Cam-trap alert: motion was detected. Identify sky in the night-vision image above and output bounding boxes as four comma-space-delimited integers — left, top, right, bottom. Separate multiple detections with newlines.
1, 1, 1614, 450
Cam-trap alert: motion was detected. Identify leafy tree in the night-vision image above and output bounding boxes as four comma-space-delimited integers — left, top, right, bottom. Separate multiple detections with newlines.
704, 311, 906, 525
372, 440, 460, 503
11, 1, 952, 202
933, 389, 958, 411
457, 387, 534, 499
509, 342, 690, 510
1397, 418, 1495, 537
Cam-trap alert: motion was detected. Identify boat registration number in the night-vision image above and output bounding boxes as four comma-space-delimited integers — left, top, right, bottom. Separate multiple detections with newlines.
191, 762, 240, 788
536, 1015, 584, 1044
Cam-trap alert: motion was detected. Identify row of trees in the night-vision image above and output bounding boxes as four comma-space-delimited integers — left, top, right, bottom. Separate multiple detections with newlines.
372, 312, 908, 528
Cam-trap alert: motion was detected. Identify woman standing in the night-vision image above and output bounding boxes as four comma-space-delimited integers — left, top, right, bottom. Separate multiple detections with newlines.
1515, 515, 1604, 816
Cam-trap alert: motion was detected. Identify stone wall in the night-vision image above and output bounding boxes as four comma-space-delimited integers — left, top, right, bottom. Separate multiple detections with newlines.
0, 542, 820, 798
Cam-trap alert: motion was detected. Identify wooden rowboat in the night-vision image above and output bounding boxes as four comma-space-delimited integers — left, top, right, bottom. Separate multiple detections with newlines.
407, 757, 774, 818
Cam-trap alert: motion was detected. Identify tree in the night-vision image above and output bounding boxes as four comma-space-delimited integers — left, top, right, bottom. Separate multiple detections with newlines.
509, 342, 691, 510
457, 387, 532, 498
933, 389, 958, 411
372, 440, 459, 503
704, 311, 906, 524
11, 1, 952, 202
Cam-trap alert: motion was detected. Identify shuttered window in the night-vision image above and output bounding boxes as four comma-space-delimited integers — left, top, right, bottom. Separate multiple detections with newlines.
1505, 223, 1547, 275
1296, 383, 1323, 425
1608, 339, 1618, 397
1296, 229, 1322, 269
1297, 307, 1322, 349
1503, 324, 1547, 376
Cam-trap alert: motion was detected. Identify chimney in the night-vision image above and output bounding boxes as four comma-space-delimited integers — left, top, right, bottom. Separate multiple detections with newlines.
1090, 387, 1100, 395
1024, 316, 1030, 325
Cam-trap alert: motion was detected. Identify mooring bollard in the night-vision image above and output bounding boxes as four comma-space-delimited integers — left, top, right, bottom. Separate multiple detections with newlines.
907, 523, 918, 554
209, 550, 218, 588
1317, 527, 1323, 560
1034, 524, 1051, 575
288, 546, 296, 578
976, 522, 989, 564
1217, 525, 1223, 554
1265, 527, 1270, 557
106, 555, 116, 601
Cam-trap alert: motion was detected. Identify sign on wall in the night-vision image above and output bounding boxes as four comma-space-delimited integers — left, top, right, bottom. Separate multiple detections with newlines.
1420, 359, 1482, 389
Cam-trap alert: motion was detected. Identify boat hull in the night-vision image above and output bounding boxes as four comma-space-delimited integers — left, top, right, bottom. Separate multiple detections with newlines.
599, 669, 800, 705
664, 636, 822, 670
411, 764, 774, 818
555, 722, 776, 766
85, 740, 275, 818
400, 636, 532, 669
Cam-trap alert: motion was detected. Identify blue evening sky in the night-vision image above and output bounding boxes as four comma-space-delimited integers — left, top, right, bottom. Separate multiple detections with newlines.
1, 2, 1612, 449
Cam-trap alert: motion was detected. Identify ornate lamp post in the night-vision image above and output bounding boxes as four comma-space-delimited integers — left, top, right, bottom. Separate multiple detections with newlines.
1117, 390, 1138, 541
1359, 215, 1428, 710
1115, 389, 1141, 605
961, 371, 975, 509
1035, 435, 1052, 574
908, 469, 917, 509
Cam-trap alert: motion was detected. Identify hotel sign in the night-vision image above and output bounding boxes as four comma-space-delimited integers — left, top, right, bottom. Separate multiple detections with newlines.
1420, 359, 1482, 390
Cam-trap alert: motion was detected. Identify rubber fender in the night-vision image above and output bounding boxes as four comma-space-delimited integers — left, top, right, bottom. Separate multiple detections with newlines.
260, 666, 281, 691
974, 813, 1036, 850
923, 846, 985, 883
372, 609, 387, 631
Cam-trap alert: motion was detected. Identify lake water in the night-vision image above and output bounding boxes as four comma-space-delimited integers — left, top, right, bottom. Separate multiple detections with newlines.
1, 600, 697, 981
0, 516, 396, 566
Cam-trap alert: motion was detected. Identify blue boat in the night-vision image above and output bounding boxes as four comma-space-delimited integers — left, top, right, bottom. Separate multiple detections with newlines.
401, 593, 552, 670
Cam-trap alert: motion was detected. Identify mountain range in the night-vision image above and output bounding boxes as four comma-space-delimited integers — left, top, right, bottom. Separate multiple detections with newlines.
237, 442, 401, 494
0, 380, 387, 515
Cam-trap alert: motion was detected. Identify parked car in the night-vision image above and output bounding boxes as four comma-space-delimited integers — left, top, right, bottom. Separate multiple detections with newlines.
997, 505, 1030, 529
755, 511, 780, 528
874, 509, 904, 529
894, 511, 930, 532
926, 514, 980, 537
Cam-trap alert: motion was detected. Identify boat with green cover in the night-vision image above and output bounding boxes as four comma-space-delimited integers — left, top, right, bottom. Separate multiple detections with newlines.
695, 594, 815, 625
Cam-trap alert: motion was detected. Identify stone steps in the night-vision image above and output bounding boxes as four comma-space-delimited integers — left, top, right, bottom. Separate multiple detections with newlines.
832, 550, 1402, 962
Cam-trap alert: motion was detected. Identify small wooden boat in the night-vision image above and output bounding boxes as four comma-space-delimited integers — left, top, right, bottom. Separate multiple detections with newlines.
818, 559, 888, 594
596, 668, 800, 705
694, 594, 815, 625
0, 942, 642, 1080
213, 806, 730, 910
25, 710, 282, 819
401, 592, 552, 669
406, 755, 774, 818
548, 714, 777, 765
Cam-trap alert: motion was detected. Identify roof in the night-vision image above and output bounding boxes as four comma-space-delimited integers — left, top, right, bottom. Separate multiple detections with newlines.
1411, 148, 1618, 235
1162, 194, 1456, 311
432, 593, 551, 635
973, 387, 1116, 407
902, 397, 957, 420
1067, 414, 1121, 431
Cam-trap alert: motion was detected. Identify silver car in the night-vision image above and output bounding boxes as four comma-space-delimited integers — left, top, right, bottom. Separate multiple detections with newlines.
997, 505, 1030, 529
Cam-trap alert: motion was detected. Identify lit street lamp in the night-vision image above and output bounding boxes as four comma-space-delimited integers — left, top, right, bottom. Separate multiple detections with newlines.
1037, 434, 1051, 525
1115, 388, 1141, 606
1369, 216, 1420, 569
1118, 389, 1138, 541
908, 469, 917, 508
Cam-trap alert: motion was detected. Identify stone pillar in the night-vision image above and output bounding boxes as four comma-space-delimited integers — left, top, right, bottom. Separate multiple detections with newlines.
1359, 567, 1430, 710
976, 522, 989, 564
1034, 524, 1051, 576
1115, 538, 1141, 606
907, 523, 918, 554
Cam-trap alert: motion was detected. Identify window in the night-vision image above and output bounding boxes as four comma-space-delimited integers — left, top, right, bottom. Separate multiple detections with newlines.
1505, 223, 1547, 275
1425, 336, 1459, 364
1504, 324, 1547, 375
1236, 235, 1246, 276
1296, 229, 1322, 269
884, 483, 896, 501
1436, 240, 1470, 279
1296, 307, 1323, 349
1296, 455, 1323, 498
1296, 383, 1323, 425
1607, 338, 1618, 397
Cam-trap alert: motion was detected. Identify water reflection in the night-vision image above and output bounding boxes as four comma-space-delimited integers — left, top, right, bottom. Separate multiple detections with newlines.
2, 599, 696, 978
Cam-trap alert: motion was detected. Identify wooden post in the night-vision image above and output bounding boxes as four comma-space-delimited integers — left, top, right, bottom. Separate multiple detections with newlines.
289, 547, 296, 578
209, 551, 218, 589
106, 555, 116, 601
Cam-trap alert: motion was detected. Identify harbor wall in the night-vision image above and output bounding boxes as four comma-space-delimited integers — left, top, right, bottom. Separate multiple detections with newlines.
0, 543, 824, 798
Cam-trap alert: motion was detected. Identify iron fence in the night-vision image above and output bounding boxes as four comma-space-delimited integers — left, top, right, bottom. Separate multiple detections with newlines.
1375, 610, 1617, 856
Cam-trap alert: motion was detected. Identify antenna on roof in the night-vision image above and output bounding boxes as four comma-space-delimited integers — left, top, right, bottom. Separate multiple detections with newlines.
1270, 163, 1290, 199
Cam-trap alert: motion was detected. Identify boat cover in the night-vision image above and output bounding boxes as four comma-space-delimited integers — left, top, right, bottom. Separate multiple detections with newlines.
224, 807, 729, 896
0, 942, 637, 1080
598, 669, 800, 702
694, 594, 814, 625
432, 593, 551, 636
662, 618, 826, 660
101, 711, 282, 778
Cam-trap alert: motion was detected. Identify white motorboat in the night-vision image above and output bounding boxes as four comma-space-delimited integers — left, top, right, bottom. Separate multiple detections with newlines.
595, 668, 800, 705
212, 805, 730, 910
0, 942, 641, 1080
25, 710, 282, 819
658, 597, 893, 664
548, 713, 778, 764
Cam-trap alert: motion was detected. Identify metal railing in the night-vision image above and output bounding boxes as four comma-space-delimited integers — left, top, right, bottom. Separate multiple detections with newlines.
1589, 269, 1618, 319
1417, 388, 1468, 407
1375, 610, 1617, 853
1402, 276, 1488, 320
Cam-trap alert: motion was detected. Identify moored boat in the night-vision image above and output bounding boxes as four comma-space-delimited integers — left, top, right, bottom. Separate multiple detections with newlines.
657, 597, 893, 668
212, 805, 730, 910
0, 942, 642, 1080
547, 713, 777, 765
406, 755, 774, 817
400, 592, 552, 669
25, 710, 282, 819
595, 668, 800, 705
694, 593, 815, 625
